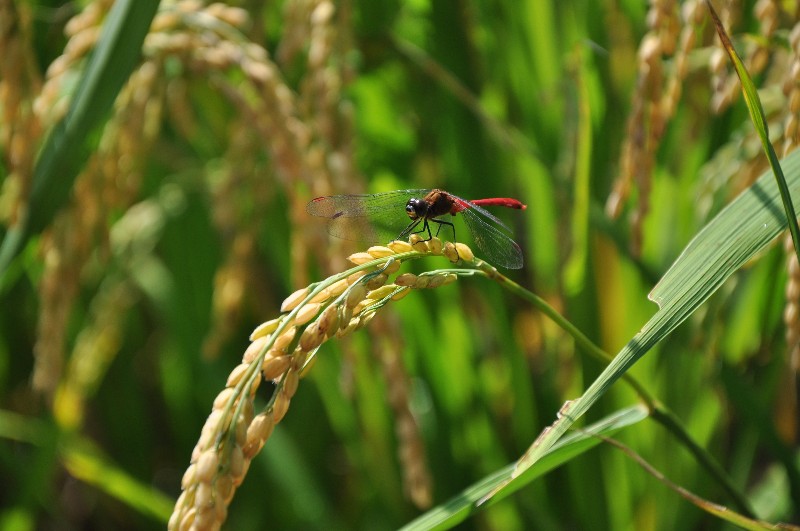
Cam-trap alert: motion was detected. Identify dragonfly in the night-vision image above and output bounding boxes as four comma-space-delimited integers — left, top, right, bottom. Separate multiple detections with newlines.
306, 188, 526, 269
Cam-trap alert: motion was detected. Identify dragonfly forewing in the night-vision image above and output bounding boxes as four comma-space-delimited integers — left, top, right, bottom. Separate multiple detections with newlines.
306, 190, 431, 243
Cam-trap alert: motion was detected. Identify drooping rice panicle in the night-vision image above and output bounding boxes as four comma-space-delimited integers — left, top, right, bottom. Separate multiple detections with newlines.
169, 237, 477, 530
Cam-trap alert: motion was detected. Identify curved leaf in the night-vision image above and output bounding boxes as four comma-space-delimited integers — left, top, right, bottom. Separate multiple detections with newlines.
0, 0, 160, 280
402, 406, 648, 530
482, 148, 800, 507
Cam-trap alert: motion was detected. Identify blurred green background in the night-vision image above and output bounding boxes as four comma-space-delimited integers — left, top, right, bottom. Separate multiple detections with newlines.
0, 0, 798, 529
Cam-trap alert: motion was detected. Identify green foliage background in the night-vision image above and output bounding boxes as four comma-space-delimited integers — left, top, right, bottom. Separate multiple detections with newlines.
0, 0, 798, 529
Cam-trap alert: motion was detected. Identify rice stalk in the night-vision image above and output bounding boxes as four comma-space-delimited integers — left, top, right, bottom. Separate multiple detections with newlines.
607, 1, 799, 241
370, 313, 432, 509
607, 0, 681, 255
27, 0, 358, 390
0, 0, 42, 227
169, 236, 473, 530
783, 23, 800, 429
32, 22, 165, 397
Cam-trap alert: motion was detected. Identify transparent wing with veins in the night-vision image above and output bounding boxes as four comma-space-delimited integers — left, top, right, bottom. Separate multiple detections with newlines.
458, 206, 523, 269
306, 189, 431, 243
306, 189, 524, 269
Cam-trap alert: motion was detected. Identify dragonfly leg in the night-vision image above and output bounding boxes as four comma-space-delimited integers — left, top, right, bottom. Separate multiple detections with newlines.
398, 218, 422, 240
430, 218, 456, 242
417, 219, 433, 241
401, 219, 434, 241
430, 218, 465, 261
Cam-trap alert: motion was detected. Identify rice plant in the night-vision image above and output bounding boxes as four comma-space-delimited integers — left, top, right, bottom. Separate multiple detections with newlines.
0, 0, 798, 529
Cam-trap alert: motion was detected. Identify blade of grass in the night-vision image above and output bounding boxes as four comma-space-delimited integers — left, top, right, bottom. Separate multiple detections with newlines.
391, 36, 539, 159
598, 434, 799, 531
720, 363, 800, 511
0, 0, 160, 282
479, 147, 800, 506
63, 437, 174, 523
0, 410, 173, 523
400, 406, 649, 531
706, 0, 800, 266
470, 262, 755, 516
563, 44, 593, 294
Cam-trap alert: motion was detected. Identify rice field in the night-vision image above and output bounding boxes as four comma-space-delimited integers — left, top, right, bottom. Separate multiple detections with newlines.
0, 1, 798, 529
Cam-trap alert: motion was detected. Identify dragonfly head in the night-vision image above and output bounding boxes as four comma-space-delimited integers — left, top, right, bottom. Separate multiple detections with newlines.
405, 198, 427, 220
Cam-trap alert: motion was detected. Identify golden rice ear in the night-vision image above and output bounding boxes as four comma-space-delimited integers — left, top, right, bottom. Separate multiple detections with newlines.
392, 289, 411, 301
367, 245, 395, 258
309, 288, 332, 304
299, 321, 325, 351
367, 285, 398, 301
347, 252, 375, 265
345, 283, 368, 308
441, 274, 458, 286
384, 260, 402, 274
426, 275, 446, 288
388, 240, 414, 253
426, 237, 443, 255
242, 336, 269, 362
347, 270, 367, 284
172, 236, 470, 529
316, 304, 340, 337
272, 327, 296, 351
395, 273, 417, 287
294, 303, 322, 325
410, 235, 428, 252
249, 320, 279, 341
454, 243, 475, 263
280, 287, 309, 312
413, 276, 431, 289
328, 278, 349, 296
365, 273, 389, 290
262, 355, 292, 381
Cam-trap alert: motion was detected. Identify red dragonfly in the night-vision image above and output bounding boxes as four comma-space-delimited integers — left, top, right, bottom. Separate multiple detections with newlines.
306, 189, 526, 269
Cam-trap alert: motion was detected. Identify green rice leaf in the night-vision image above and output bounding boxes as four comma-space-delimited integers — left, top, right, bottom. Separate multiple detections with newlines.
401, 406, 648, 531
481, 147, 800, 507
0, 410, 172, 523
0, 0, 160, 280
63, 437, 173, 523
706, 0, 800, 265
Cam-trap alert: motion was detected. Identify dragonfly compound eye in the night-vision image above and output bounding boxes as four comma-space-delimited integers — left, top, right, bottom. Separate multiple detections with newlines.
405, 199, 424, 219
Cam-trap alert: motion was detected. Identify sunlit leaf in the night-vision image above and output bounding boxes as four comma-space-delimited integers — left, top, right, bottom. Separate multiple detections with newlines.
401, 406, 648, 531
0, 0, 160, 280
483, 148, 800, 506
706, 0, 800, 264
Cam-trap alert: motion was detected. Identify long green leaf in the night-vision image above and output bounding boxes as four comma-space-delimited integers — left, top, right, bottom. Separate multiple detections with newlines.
0, 410, 173, 523
0, 0, 160, 280
563, 46, 593, 293
480, 148, 800, 506
63, 437, 173, 523
599, 435, 797, 530
706, 0, 800, 265
401, 406, 648, 530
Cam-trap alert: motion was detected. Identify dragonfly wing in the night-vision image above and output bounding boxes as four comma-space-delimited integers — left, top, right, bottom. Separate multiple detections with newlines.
322, 214, 416, 243
458, 199, 513, 233
460, 209, 524, 269
306, 190, 430, 244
